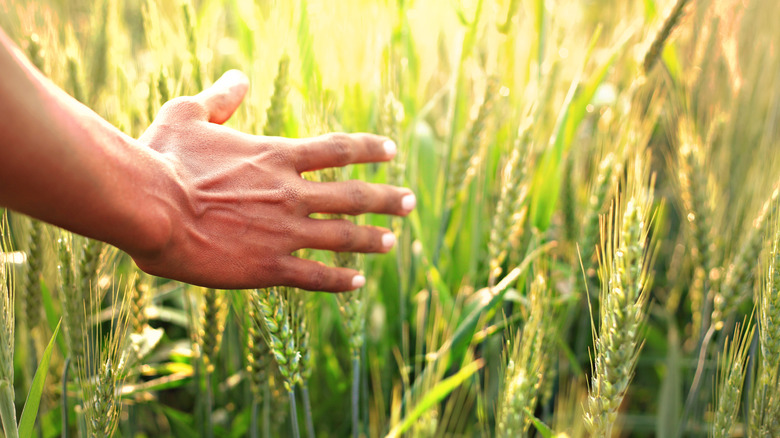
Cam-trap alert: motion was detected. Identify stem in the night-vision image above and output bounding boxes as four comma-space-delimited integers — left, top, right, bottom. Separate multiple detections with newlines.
204, 369, 214, 438
76, 407, 86, 438
288, 389, 300, 438
302, 384, 315, 438
250, 399, 259, 438
679, 325, 716, 435
432, 208, 453, 264
352, 356, 360, 438
396, 241, 407, 370
263, 383, 270, 438
26, 332, 41, 438
126, 404, 136, 438
26, 335, 38, 392
61, 357, 70, 438
0, 380, 19, 438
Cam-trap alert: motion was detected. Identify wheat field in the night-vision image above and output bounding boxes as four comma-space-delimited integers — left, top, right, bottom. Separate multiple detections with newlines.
1, 0, 780, 436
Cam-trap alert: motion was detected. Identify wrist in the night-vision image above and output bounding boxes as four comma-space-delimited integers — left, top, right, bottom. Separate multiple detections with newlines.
116, 143, 181, 261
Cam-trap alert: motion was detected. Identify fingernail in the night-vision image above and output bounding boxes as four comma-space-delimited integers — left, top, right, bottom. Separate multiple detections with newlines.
382, 233, 396, 249
383, 140, 397, 158
352, 275, 366, 289
401, 193, 416, 212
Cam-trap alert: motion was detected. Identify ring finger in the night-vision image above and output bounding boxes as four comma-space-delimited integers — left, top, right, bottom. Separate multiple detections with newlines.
296, 218, 395, 253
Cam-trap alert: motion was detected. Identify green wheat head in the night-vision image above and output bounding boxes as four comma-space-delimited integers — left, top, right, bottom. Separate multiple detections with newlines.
496, 270, 555, 437
488, 116, 533, 284
712, 319, 754, 438
585, 157, 655, 437
0, 215, 14, 386
77, 279, 131, 438
750, 214, 780, 435
198, 288, 226, 372
252, 287, 301, 392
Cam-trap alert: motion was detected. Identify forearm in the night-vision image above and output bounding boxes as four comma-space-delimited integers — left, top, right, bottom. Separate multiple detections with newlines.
0, 28, 173, 257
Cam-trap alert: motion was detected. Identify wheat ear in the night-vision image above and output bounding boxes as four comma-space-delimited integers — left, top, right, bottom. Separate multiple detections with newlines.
0, 214, 18, 438
713, 187, 779, 327
643, 0, 691, 73
580, 152, 616, 273
446, 76, 500, 209
77, 280, 131, 438
750, 217, 780, 435
199, 288, 226, 372
496, 272, 555, 437
264, 54, 290, 137
182, 1, 202, 90
22, 219, 44, 332
712, 320, 754, 438
488, 117, 532, 285
585, 160, 655, 437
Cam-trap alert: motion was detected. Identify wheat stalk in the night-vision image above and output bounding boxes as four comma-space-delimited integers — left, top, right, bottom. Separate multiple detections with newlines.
321, 165, 366, 438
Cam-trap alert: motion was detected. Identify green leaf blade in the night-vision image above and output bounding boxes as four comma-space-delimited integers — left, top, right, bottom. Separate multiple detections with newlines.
18, 320, 61, 438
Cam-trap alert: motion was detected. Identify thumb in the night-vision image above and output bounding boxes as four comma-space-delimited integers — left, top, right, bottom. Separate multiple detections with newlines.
194, 70, 249, 124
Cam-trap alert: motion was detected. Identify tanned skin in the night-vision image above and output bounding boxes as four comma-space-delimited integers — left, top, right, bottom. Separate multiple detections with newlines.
0, 28, 415, 292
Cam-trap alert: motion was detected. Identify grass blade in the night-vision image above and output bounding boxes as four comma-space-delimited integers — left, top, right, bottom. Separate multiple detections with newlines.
387, 359, 484, 438
525, 408, 553, 438
18, 320, 61, 438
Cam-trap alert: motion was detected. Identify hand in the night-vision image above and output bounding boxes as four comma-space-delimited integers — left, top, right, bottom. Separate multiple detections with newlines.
132, 70, 415, 292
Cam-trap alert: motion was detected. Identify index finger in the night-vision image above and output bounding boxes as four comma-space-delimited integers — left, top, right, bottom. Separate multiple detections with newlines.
291, 133, 396, 173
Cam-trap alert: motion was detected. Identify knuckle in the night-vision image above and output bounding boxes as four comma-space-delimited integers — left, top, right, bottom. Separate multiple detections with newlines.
308, 264, 329, 291
263, 141, 293, 165
263, 257, 283, 278
159, 96, 207, 120
346, 182, 370, 213
279, 182, 303, 212
326, 133, 353, 164
337, 221, 357, 251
